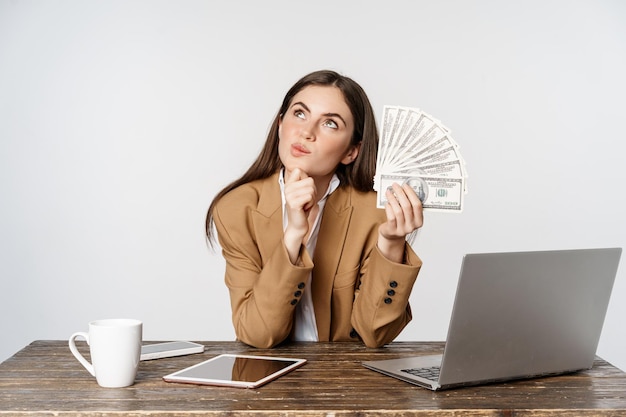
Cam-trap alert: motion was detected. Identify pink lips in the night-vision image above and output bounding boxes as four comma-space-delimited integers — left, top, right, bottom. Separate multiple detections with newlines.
290, 143, 310, 157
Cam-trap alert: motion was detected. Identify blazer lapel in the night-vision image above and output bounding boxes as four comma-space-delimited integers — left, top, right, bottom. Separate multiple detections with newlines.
311, 187, 353, 341
251, 173, 284, 262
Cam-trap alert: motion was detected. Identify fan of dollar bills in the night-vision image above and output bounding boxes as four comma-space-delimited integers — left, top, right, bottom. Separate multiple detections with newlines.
373, 105, 468, 212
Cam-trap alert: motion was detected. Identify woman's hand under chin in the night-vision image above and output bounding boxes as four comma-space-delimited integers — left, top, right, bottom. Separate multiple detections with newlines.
283, 168, 317, 264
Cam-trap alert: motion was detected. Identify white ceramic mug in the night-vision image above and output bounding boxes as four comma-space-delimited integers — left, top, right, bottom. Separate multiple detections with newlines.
69, 318, 142, 388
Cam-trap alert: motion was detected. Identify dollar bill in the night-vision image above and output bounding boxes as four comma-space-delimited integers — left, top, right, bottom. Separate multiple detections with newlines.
376, 106, 399, 172
377, 174, 465, 212
387, 120, 449, 169
393, 160, 466, 178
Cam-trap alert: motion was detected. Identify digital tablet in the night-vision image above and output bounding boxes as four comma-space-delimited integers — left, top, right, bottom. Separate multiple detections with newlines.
162, 353, 307, 388
141, 341, 205, 361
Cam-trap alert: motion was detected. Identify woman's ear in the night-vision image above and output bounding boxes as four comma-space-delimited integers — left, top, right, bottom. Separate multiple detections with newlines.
277, 114, 284, 137
341, 142, 361, 165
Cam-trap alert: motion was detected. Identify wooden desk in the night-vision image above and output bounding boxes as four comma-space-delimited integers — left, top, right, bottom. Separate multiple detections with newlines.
1, 341, 626, 416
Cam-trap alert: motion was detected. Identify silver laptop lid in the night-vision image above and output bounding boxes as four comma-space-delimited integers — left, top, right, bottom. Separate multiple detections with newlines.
438, 247, 621, 387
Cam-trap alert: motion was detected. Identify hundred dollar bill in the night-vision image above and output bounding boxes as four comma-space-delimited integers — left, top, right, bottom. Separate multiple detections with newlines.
384, 110, 438, 169
393, 159, 466, 178
396, 144, 464, 171
388, 159, 469, 194
385, 106, 412, 166
377, 174, 465, 212
377, 106, 399, 172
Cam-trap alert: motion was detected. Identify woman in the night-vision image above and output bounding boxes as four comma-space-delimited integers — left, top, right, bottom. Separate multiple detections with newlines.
206, 70, 423, 348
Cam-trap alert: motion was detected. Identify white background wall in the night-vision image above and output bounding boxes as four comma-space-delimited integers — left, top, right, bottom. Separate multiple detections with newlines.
1, 0, 625, 371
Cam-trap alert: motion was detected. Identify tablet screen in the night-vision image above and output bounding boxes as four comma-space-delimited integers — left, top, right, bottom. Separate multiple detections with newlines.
163, 354, 306, 388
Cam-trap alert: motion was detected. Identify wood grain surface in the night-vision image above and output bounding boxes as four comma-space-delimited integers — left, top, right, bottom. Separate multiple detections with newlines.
1, 340, 626, 416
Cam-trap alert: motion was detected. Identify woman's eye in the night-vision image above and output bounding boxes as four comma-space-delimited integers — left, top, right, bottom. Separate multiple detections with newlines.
324, 119, 338, 129
294, 110, 305, 119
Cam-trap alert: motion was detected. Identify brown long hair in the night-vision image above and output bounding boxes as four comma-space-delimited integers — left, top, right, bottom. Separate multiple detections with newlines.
205, 70, 379, 244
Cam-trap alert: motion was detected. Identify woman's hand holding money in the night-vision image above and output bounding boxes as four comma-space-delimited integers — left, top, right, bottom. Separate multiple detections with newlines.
377, 182, 424, 264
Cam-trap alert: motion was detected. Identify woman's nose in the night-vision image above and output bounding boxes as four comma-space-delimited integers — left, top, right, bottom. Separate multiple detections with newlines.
300, 121, 316, 141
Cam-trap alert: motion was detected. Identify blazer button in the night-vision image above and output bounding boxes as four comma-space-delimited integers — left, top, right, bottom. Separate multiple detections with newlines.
384, 297, 393, 304
298, 282, 306, 289
290, 299, 298, 306
294, 290, 302, 297
387, 289, 396, 296
389, 281, 398, 288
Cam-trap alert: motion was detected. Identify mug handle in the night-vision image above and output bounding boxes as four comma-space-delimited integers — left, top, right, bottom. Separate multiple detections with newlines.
68, 332, 95, 376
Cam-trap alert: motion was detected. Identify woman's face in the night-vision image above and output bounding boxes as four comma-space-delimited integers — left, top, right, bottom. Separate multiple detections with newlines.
278, 85, 359, 181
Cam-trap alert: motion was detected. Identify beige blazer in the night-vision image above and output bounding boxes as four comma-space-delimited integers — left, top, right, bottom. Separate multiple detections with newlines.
213, 172, 422, 348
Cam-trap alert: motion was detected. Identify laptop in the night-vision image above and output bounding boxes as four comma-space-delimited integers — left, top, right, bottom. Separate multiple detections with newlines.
363, 247, 622, 390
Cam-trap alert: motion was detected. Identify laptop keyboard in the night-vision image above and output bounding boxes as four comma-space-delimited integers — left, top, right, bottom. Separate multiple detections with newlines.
401, 366, 441, 381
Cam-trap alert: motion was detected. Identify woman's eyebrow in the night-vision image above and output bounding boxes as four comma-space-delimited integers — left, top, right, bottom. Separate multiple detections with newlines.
290, 101, 310, 113
291, 101, 347, 127
323, 112, 347, 127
